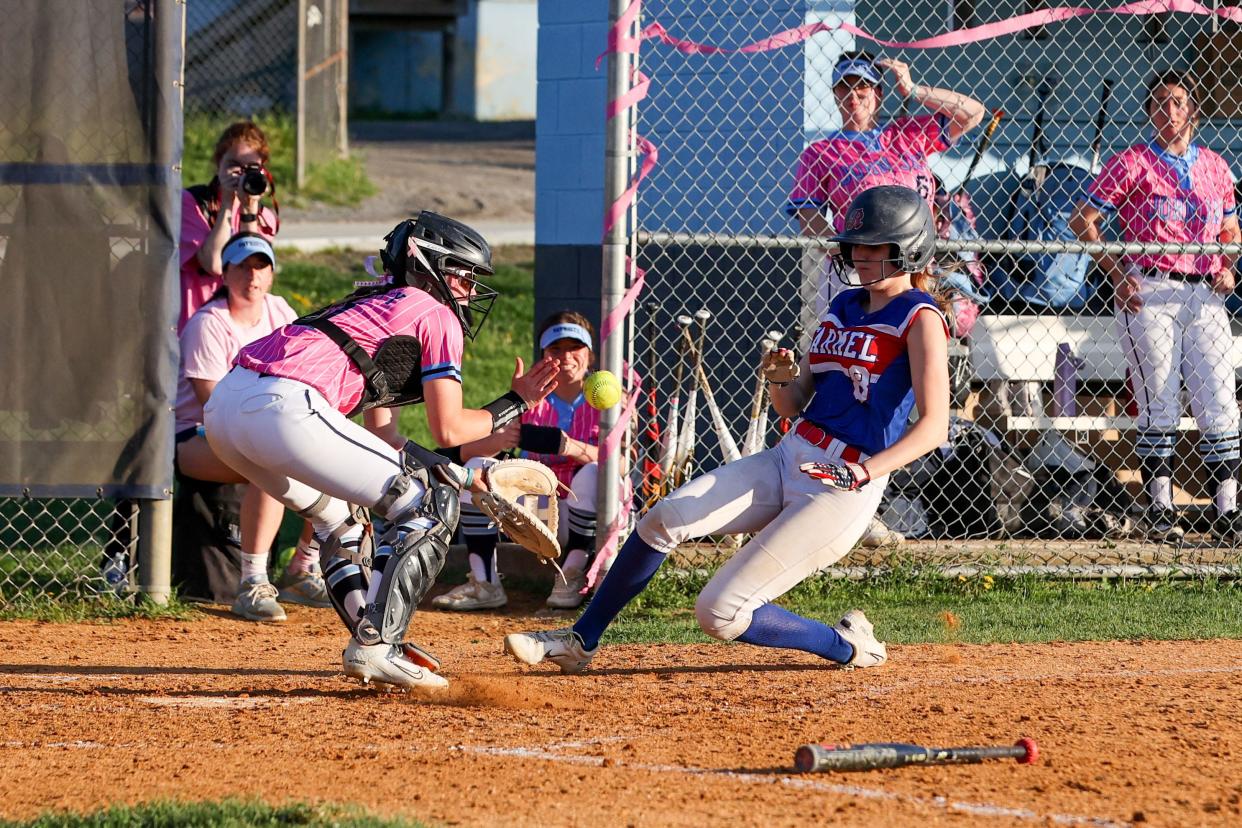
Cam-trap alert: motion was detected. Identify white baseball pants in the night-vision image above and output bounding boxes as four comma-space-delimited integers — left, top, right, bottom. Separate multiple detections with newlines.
638, 429, 886, 641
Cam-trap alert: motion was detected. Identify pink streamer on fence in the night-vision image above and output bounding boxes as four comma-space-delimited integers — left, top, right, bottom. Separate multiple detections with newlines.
639, 0, 1242, 55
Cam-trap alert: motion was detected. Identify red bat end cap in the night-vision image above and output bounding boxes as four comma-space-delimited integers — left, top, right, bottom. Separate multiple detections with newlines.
1015, 737, 1040, 764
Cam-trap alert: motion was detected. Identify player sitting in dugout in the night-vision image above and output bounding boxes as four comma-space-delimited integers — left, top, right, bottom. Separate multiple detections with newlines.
432, 311, 604, 612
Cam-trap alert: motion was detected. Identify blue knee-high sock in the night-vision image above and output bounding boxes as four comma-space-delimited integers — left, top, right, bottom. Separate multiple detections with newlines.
572, 533, 666, 650
736, 603, 854, 664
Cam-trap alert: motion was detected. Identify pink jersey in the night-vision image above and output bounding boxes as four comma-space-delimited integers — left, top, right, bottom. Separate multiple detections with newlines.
237, 287, 464, 416
520, 392, 601, 487
178, 188, 278, 333
1087, 142, 1237, 275
786, 115, 951, 230
175, 294, 298, 432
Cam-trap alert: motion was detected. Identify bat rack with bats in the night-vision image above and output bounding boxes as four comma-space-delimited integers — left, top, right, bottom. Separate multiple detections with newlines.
659, 314, 692, 490
795, 738, 1039, 773
1089, 78, 1114, 173
742, 330, 783, 457
641, 302, 663, 506
953, 108, 1004, 198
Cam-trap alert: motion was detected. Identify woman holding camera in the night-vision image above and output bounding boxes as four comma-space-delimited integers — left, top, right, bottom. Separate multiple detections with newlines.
179, 121, 278, 332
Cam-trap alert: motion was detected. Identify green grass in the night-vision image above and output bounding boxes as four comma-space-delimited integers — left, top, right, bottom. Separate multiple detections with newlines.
0, 593, 197, 622
273, 246, 536, 448
599, 569, 1242, 646
182, 112, 375, 207
0, 799, 421, 828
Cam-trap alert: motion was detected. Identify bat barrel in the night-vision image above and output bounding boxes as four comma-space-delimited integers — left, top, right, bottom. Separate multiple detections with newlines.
794, 738, 1039, 773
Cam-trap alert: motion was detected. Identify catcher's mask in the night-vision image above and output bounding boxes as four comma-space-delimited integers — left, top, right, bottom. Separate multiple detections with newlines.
380, 212, 498, 340
829, 185, 936, 287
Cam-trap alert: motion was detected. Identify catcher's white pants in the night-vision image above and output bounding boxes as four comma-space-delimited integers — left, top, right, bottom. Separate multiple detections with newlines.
462, 457, 597, 547
204, 367, 426, 526
638, 429, 886, 641
1117, 276, 1240, 435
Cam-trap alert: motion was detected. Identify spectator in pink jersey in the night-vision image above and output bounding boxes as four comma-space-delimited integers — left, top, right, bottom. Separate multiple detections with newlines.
434, 310, 603, 612
178, 122, 279, 332
1071, 69, 1242, 545
203, 213, 559, 691
787, 51, 984, 331
175, 233, 328, 620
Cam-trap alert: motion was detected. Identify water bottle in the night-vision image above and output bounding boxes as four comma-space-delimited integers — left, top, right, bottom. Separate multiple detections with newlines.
100, 551, 128, 596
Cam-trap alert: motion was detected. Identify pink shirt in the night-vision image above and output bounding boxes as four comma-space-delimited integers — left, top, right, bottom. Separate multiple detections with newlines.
175, 294, 298, 432
1087, 142, 1237, 275
178, 187, 278, 333
520, 393, 601, 487
786, 115, 951, 231
237, 287, 464, 416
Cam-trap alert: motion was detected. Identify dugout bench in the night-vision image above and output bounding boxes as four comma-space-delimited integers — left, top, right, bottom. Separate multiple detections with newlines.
963, 314, 1242, 506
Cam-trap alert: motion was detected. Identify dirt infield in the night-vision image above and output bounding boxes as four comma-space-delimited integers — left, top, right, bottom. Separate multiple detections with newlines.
1, 600, 1240, 827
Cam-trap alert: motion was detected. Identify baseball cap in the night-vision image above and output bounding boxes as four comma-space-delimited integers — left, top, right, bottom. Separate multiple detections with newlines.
222, 233, 275, 267
832, 58, 882, 87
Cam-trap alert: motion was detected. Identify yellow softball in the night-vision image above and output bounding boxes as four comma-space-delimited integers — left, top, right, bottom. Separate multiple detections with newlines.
583, 370, 622, 410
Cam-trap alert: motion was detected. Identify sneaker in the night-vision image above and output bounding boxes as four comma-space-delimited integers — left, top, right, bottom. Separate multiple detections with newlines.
231, 579, 287, 622
278, 570, 332, 608
504, 627, 597, 674
430, 574, 507, 611
859, 517, 905, 549
343, 640, 448, 691
1214, 509, 1242, 546
546, 565, 587, 609
831, 610, 888, 668
1146, 507, 1185, 543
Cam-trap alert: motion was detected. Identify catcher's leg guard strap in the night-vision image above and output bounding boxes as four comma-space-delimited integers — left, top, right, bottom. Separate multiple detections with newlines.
355, 485, 459, 645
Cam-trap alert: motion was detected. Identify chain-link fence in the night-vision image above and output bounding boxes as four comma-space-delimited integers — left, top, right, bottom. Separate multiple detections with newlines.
622, 1, 1242, 575
186, 0, 348, 185
0, 1, 182, 606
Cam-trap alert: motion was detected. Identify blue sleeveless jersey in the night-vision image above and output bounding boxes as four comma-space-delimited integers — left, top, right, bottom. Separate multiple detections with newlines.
801, 287, 947, 456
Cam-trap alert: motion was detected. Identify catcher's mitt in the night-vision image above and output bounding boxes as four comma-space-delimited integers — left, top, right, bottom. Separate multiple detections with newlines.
474, 458, 562, 562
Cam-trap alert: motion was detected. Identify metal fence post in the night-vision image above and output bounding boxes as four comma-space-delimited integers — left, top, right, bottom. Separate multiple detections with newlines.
597, 0, 635, 557
138, 499, 173, 605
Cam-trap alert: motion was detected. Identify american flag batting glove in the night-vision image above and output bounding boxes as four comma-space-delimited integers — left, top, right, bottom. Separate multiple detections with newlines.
798, 461, 871, 491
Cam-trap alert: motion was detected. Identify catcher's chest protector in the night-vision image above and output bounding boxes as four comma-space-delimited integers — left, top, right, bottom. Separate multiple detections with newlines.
295, 293, 425, 416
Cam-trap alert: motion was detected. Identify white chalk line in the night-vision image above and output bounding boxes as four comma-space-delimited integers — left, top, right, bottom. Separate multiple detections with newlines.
136, 696, 317, 709
454, 743, 1124, 828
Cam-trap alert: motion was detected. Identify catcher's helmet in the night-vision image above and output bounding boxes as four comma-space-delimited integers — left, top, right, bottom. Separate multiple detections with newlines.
830, 185, 936, 286
380, 212, 497, 340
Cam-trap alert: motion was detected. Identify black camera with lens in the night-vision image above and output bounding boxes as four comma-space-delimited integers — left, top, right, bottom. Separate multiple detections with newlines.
240, 163, 269, 197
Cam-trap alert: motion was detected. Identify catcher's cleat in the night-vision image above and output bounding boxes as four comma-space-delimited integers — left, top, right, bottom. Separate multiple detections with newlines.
504, 627, 597, 673
431, 574, 508, 611
859, 517, 905, 549
343, 640, 448, 691
1145, 507, 1184, 544
231, 579, 287, 622
545, 565, 587, 609
401, 641, 442, 673
832, 610, 888, 668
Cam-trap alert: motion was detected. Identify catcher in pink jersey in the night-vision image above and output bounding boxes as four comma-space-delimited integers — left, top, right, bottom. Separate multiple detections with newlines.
1071, 70, 1242, 544
505, 186, 950, 673
204, 212, 559, 691
435, 310, 603, 612
787, 52, 983, 325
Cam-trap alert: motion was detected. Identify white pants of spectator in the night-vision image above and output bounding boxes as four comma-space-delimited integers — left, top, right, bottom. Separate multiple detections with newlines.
204, 367, 425, 533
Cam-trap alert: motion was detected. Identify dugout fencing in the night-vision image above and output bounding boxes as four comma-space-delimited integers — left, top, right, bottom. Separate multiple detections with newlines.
0, 0, 183, 605
602, 0, 1242, 576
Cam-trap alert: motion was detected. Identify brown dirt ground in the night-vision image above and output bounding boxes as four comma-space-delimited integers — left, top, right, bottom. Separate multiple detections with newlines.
2, 594, 1240, 827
